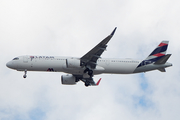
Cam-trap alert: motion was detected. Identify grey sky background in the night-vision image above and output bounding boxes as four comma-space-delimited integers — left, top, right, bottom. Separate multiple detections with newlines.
0, 0, 180, 120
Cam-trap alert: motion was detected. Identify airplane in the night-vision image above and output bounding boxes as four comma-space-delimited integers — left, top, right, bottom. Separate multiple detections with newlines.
6, 27, 172, 87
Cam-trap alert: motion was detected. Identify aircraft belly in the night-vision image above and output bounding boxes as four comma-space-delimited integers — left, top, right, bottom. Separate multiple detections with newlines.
100, 63, 138, 74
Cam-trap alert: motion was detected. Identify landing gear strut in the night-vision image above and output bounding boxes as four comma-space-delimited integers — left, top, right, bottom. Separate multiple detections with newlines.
23, 69, 27, 78
81, 78, 91, 87
84, 68, 93, 78
88, 70, 93, 77
83, 68, 94, 87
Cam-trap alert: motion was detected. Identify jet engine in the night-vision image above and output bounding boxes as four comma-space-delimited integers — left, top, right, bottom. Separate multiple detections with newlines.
66, 58, 81, 68
61, 74, 76, 85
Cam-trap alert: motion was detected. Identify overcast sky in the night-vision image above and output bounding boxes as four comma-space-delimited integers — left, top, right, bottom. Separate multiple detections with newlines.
1, 0, 180, 120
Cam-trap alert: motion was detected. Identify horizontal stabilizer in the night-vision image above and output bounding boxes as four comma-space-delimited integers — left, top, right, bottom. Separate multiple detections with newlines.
158, 68, 166, 72
154, 54, 171, 64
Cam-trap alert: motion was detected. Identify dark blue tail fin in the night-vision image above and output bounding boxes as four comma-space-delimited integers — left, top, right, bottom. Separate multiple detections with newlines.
137, 41, 169, 68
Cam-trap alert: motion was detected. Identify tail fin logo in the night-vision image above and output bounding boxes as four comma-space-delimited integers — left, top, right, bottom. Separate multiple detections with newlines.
137, 41, 169, 68
148, 41, 168, 57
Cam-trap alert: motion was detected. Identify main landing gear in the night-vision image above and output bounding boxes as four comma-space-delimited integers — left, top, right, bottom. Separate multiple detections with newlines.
23, 69, 27, 78
83, 68, 94, 87
85, 81, 90, 87
84, 68, 93, 78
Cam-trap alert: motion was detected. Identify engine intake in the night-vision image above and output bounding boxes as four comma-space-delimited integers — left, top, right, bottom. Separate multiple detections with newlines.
61, 74, 76, 85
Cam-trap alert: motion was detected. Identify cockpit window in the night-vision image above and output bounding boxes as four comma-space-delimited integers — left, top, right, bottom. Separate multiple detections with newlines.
13, 57, 19, 60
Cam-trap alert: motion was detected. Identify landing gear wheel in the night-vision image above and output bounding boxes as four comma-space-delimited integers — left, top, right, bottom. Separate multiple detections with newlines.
23, 69, 27, 78
88, 70, 93, 77
84, 68, 89, 73
23, 75, 27, 78
85, 82, 90, 87
84, 68, 93, 77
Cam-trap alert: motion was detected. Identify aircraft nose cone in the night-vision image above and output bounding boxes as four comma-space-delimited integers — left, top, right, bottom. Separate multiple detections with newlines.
6, 61, 12, 68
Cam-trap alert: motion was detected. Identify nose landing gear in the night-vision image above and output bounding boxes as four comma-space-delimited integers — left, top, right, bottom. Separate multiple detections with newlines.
23, 69, 27, 78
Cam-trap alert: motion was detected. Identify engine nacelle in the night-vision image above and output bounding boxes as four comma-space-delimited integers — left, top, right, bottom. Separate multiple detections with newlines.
66, 58, 81, 68
61, 74, 76, 85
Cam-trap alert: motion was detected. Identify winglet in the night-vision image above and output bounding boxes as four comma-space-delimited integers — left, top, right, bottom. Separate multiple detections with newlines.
110, 27, 117, 36
96, 78, 102, 85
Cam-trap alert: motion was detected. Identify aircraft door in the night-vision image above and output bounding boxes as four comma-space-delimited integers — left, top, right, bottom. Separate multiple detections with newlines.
105, 59, 110, 66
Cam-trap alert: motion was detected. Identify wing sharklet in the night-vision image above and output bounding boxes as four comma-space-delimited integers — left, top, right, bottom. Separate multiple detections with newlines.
111, 27, 117, 36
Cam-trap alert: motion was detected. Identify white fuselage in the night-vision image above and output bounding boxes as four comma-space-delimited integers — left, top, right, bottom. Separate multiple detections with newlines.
6, 55, 172, 76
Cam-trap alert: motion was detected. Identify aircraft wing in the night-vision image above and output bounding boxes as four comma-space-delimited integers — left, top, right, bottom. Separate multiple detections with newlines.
80, 27, 117, 69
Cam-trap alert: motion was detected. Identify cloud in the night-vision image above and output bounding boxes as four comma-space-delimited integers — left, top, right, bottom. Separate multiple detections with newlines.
1, 0, 180, 120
